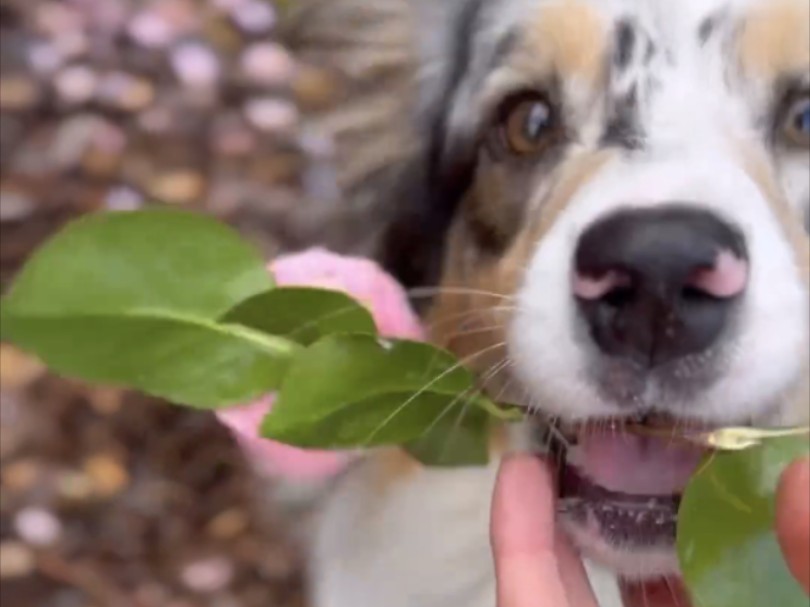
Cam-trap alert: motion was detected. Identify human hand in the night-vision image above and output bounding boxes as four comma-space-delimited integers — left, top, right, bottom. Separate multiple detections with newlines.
490, 455, 690, 607
491, 455, 810, 607
490, 455, 600, 607
490, 455, 690, 606
776, 457, 810, 595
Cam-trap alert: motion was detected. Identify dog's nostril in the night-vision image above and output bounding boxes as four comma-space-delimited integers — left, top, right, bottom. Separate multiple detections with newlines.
573, 205, 748, 367
571, 269, 633, 300
680, 284, 712, 303
684, 251, 749, 299
603, 284, 636, 308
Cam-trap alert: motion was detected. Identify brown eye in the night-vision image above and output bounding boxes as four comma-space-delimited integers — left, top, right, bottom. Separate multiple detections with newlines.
497, 94, 560, 155
783, 94, 810, 147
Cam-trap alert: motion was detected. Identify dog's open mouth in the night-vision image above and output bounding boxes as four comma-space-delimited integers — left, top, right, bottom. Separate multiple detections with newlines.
546, 415, 712, 546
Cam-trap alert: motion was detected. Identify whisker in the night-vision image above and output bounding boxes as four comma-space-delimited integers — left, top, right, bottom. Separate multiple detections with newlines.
435, 399, 474, 461
692, 448, 718, 478
404, 357, 510, 462
432, 323, 510, 343
488, 362, 517, 406
406, 286, 514, 301
546, 419, 573, 451
424, 305, 516, 334
539, 412, 569, 470
413, 357, 508, 445
436, 358, 513, 462
476, 358, 513, 396
361, 342, 508, 446
433, 387, 484, 461
524, 391, 572, 455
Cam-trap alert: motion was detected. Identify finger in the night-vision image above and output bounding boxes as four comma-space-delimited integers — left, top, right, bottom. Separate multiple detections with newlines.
491, 455, 568, 607
776, 457, 810, 595
491, 455, 597, 607
553, 531, 600, 607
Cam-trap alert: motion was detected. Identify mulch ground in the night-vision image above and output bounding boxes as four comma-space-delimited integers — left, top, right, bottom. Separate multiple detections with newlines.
0, 1, 348, 604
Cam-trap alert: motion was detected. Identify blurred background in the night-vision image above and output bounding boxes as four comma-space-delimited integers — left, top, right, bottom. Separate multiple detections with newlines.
0, 0, 410, 605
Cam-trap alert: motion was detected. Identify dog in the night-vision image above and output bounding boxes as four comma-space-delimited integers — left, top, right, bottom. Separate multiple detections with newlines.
282, 0, 810, 605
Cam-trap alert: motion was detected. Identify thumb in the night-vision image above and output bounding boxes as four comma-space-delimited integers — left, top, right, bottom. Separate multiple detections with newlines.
491, 455, 598, 607
776, 457, 810, 595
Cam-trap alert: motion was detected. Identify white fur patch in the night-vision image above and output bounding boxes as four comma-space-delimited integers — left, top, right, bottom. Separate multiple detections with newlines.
511, 150, 808, 425
312, 459, 499, 607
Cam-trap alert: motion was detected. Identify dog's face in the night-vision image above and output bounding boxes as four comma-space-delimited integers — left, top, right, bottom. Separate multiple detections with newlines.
384, 0, 810, 579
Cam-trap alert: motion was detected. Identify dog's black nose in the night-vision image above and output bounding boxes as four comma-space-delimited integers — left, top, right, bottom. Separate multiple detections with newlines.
573, 205, 748, 367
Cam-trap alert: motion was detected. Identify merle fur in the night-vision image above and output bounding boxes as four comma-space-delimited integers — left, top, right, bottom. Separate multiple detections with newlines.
698, 10, 726, 45
602, 84, 645, 150
614, 19, 637, 71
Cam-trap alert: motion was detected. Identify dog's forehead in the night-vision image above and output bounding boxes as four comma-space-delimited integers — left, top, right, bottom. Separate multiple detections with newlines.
432, 0, 808, 139
435, 0, 809, 152
479, 0, 810, 80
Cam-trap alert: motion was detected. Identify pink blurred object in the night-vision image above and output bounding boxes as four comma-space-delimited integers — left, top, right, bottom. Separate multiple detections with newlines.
216, 248, 424, 481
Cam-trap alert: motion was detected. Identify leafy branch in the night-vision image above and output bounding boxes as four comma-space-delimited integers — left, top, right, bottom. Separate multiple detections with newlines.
0, 209, 512, 465
2, 208, 807, 607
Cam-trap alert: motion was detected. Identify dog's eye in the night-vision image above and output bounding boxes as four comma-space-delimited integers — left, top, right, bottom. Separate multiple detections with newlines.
783, 94, 810, 147
496, 94, 560, 155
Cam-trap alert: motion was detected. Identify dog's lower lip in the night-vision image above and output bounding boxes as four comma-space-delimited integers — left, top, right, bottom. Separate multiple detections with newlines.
541, 414, 713, 546
558, 463, 680, 544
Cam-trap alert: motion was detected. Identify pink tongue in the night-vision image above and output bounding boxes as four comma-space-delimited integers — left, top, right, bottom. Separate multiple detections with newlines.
568, 430, 707, 496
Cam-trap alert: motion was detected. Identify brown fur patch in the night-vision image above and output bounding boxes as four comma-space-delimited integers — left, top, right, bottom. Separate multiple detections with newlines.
738, 0, 810, 79
368, 427, 509, 495
464, 163, 532, 254
427, 151, 613, 386
522, 149, 615, 242
370, 448, 420, 493
738, 145, 810, 284
425, 221, 515, 391
515, 0, 607, 85
424, 150, 614, 461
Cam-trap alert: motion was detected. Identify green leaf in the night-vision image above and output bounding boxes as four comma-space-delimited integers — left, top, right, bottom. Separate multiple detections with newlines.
261, 334, 492, 464
3, 314, 295, 408
222, 287, 376, 345
677, 435, 810, 607
404, 405, 490, 467
0, 209, 295, 408
2, 209, 273, 319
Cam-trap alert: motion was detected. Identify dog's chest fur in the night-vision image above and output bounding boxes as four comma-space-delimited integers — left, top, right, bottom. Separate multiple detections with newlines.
311, 452, 626, 607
